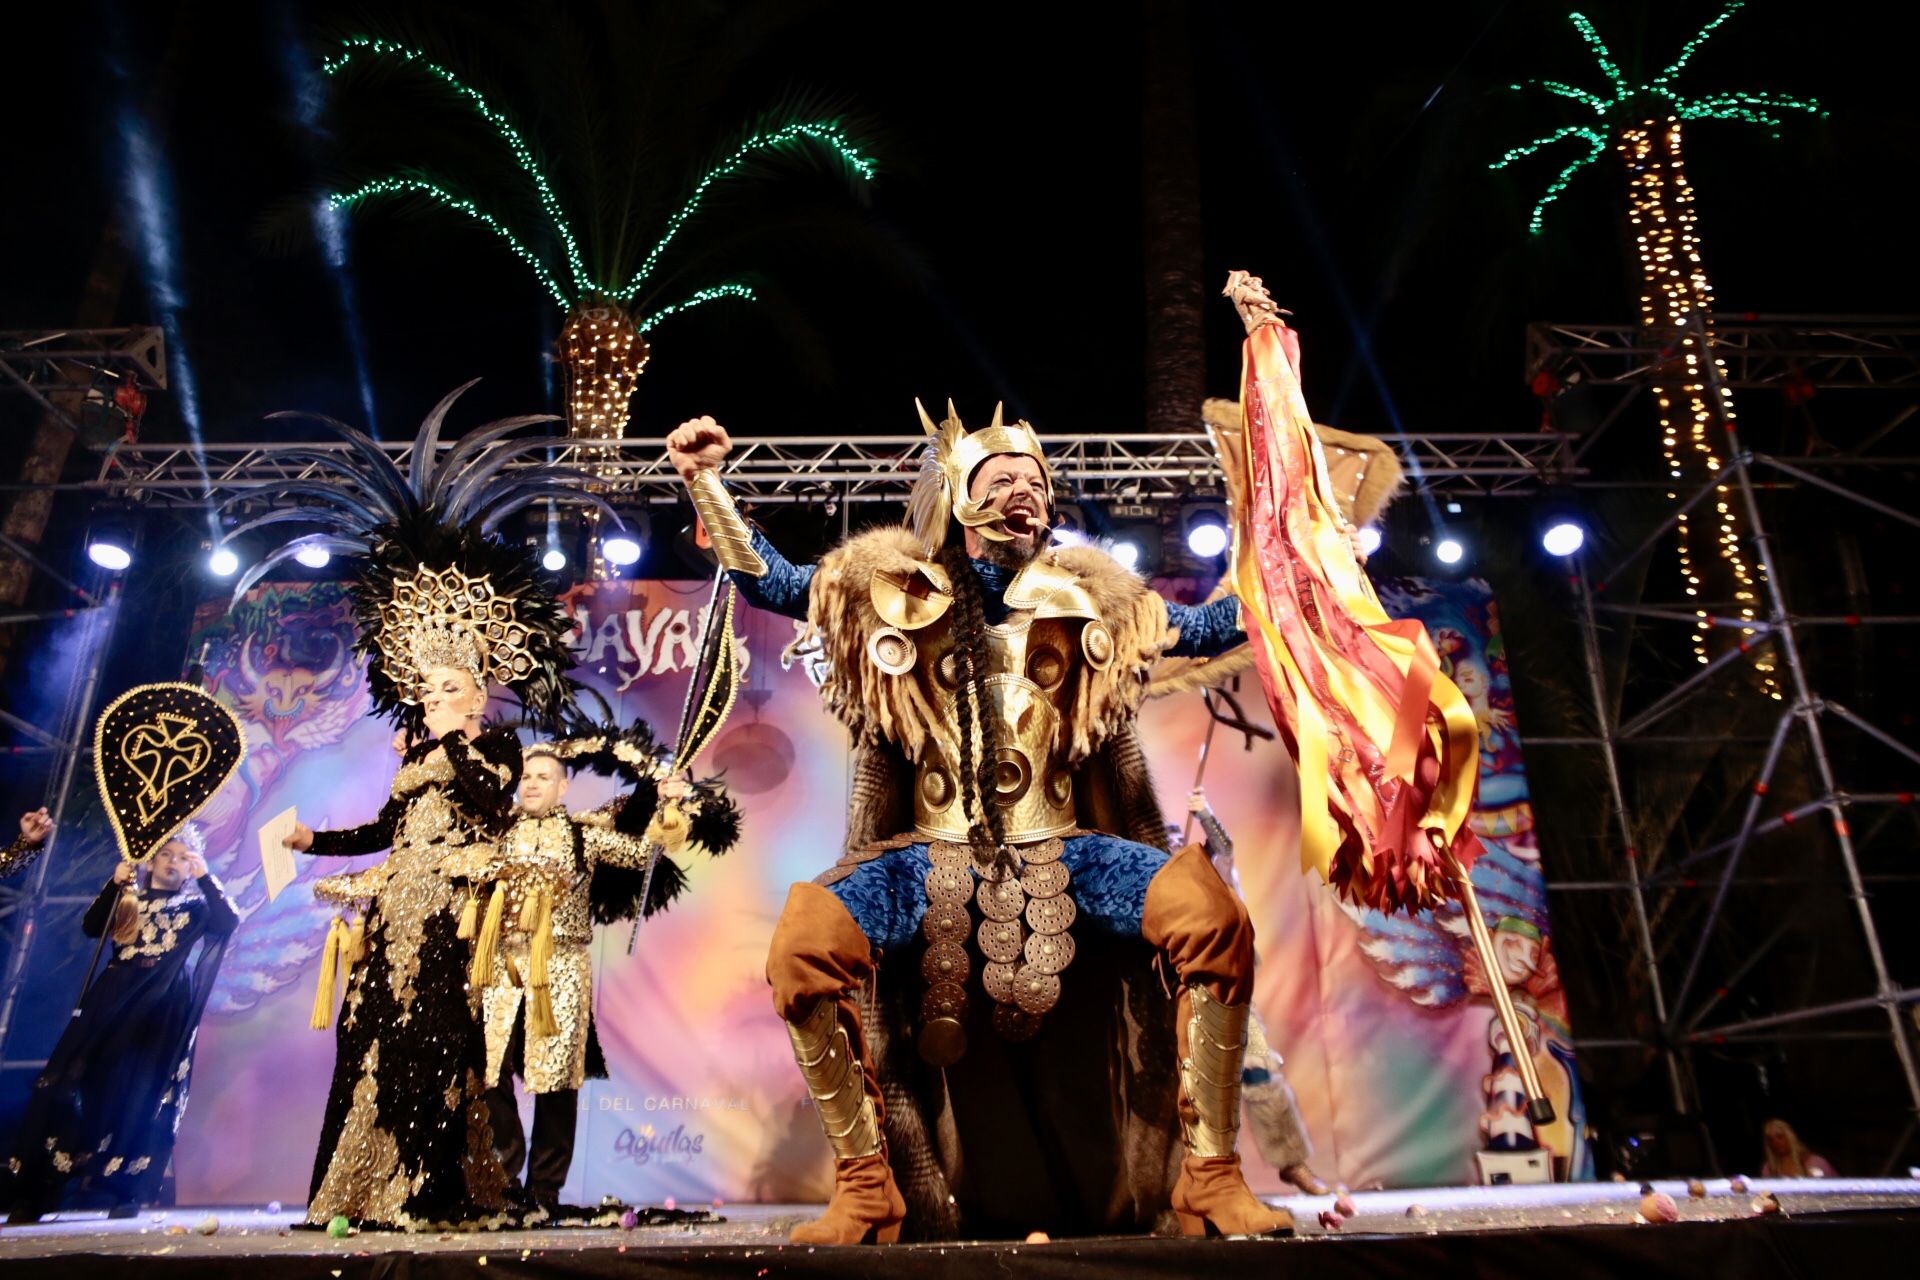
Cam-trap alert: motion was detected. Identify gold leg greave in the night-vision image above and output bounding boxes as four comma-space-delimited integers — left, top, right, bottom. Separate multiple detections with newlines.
788, 997, 882, 1160
1180, 984, 1250, 1158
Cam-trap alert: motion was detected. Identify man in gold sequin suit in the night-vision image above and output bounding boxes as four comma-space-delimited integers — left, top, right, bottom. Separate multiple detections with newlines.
468, 748, 665, 1209
666, 405, 1288, 1243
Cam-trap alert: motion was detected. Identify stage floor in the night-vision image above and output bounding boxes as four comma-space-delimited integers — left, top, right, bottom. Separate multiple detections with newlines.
2, 1178, 1916, 1275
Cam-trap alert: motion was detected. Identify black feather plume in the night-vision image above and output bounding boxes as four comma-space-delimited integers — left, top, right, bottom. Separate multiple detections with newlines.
687, 781, 742, 856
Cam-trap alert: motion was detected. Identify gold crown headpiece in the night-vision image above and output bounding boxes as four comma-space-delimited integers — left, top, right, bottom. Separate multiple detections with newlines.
906, 399, 1053, 555
374, 563, 539, 703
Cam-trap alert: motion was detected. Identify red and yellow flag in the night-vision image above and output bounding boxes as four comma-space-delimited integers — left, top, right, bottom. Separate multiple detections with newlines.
1227, 323, 1482, 913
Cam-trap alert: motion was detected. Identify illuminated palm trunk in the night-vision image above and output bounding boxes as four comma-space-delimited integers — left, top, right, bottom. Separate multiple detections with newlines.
560, 303, 649, 449
559, 304, 649, 579
1617, 116, 1775, 694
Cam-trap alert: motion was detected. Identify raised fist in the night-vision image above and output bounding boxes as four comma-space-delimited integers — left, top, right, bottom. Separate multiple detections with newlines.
17, 808, 52, 847
665, 416, 733, 482
1223, 270, 1289, 335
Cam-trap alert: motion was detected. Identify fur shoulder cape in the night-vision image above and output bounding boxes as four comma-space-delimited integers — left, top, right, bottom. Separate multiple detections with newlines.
803, 526, 1172, 765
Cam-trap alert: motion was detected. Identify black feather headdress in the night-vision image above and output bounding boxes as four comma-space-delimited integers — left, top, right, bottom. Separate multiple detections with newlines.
224, 382, 614, 732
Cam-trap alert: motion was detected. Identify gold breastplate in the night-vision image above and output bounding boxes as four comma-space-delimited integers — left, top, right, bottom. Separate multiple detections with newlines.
868, 558, 1116, 845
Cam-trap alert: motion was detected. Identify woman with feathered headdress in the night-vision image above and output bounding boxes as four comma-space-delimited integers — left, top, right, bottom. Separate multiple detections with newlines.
232, 386, 605, 1230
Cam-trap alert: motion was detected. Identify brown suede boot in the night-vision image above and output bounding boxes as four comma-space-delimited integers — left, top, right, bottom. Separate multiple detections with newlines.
768, 883, 906, 1246
1172, 1153, 1292, 1237
1145, 849, 1293, 1238
791, 1152, 907, 1245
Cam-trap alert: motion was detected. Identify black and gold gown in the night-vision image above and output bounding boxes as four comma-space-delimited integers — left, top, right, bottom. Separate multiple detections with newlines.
3, 871, 237, 1218
302, 725, 520, 1229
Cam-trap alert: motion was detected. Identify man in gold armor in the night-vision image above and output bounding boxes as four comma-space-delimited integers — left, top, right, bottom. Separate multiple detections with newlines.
667, 404, 1285, 1242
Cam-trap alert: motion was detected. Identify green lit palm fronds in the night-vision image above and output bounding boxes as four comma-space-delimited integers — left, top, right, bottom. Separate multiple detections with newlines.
1491, 2, 1825, 234
319, 26, 876, 331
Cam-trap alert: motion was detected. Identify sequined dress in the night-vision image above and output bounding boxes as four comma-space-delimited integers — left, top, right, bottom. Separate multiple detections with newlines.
302, 726, 520, 1229
3, 873, 237, 1215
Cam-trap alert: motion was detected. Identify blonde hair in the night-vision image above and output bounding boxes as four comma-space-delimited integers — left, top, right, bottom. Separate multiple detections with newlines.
111, 826, 207, 944
1761, 1118, 1816, 1178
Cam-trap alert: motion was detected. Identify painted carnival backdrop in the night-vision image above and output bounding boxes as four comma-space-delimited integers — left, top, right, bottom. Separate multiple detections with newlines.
171, 572, 1586, 1206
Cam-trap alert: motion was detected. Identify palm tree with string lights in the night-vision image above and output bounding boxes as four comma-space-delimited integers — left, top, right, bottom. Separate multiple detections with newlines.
312, 7, 876, 459
1491, 1, 1824, 683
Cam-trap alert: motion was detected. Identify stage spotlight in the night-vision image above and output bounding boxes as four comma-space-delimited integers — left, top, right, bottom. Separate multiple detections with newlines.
1051, 501, 1092, 548
1181, 503, 1230, 559
597, 506, 652, 572
295, 544, 332, 569
208, 547, 240, 577
1103, 503, 1162, 575
1107, 526, 1162, 573
1541, 520, 1585, 558
1051, 525, 1090, 548
602, 533, 642, 566
1186, 521, 1228, 558
1435, 536, 1465, 566
542, 547, 568, 573
1534, 488, 1587, 559
85, 511, 135, 571
1355, 525, 1383, 557
87, 539, 132, 571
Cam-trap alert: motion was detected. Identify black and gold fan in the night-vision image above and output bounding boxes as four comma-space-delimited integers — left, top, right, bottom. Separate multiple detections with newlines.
93, 682, 245, 862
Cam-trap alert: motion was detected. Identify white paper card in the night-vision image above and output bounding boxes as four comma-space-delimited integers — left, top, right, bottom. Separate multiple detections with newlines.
258, 806, 298, 902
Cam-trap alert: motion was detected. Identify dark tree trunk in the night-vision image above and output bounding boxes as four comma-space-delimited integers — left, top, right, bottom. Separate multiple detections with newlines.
1140, 0, 1206, 436
0, 6, 193, 678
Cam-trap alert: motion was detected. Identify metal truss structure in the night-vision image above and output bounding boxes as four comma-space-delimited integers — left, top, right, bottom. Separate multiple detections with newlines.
0, 587, 121, 1077
1528, 315, 1920, 393
0, 331, 161, 1071
60, 429, 1580, 509
0, 327, 168, 436
1526, 315, 1920, 1169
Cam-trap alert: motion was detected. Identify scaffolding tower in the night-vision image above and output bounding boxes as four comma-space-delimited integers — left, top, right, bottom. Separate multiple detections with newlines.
1527, 315, 1920, 1170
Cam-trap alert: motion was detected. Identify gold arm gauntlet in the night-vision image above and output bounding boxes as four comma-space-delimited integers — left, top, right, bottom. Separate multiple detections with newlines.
687, 469, 768, 577
1181, 985, 1250, 1158
787, 997, 882, 1160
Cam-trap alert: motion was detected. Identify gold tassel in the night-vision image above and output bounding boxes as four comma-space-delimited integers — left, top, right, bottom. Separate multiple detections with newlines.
469, 881, 507, 989
310, 918, 345, 1030
528, 986, 558, 1041
645, 803, 690, 853
526, 887, 559, 1039
455, 892, 479, 940
345, 914, 367, 966
516, 882, 542, 932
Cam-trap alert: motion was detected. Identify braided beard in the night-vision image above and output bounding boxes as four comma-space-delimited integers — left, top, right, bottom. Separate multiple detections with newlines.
937, 543, 1013, 867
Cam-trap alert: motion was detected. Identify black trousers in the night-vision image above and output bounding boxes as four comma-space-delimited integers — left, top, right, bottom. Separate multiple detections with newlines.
486, 1081, 578, 1205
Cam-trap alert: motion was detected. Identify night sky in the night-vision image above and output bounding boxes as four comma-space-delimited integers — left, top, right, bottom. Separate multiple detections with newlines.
4, 1, 1914, 457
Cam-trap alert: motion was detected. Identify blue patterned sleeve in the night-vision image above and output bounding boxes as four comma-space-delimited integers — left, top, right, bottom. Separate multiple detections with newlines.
729, 529, 816, 621
1163, 595, 1247, 658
